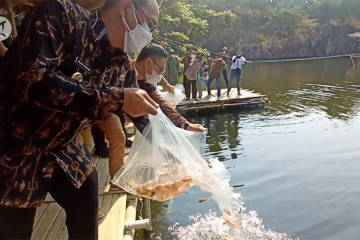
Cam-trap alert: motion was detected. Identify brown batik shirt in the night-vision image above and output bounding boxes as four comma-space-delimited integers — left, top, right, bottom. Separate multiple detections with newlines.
0, 0, 132, 208
209, 58, 227, 79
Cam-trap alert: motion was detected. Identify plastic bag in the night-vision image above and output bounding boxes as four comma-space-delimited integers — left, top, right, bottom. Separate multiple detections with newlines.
159, 84, 185, 108
112, 109, 242, 227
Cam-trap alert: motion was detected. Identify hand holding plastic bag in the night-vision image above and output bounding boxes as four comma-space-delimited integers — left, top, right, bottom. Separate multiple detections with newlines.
159, 84, 185, 108
112, 109, 243, 228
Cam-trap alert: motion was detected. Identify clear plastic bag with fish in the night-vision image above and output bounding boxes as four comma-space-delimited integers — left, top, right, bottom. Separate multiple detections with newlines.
159, 84, 185, 108
112, 109, 243, 228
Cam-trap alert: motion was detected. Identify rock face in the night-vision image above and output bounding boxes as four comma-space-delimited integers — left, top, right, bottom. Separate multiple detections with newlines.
204, 22, 359, 60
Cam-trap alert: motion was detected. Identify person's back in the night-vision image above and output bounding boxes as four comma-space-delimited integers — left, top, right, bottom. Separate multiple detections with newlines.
165, 52, 180, 85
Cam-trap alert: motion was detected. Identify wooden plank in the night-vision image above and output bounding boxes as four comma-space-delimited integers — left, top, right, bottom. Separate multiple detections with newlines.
46, 208, 67, 240
96, 157, 110, 193
33, 204, 48, 230
104, 194, 127, 240
176, 88, 268, 113
54, 209, 68, 240
32, 203, 62, 240
98, 193, 126, 240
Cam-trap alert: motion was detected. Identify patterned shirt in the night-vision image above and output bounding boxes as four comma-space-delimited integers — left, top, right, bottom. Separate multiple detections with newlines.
0, 0, 131, 208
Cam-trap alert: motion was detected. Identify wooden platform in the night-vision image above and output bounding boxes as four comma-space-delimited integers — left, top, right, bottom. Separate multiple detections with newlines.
177, 88, 268, 114
31, 156, 134, 240
350, 54, 360, 68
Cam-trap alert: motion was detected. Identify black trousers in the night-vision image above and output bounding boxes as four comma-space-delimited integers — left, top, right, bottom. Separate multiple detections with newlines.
183, 75, 189, 97
0, 163, 98, 240
222, 69, 229, 88
186, 79, 197, 98
92, 124, 107, 153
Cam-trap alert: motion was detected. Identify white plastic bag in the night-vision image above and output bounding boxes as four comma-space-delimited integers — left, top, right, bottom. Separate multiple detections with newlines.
159, 84, 186, 107
112, 109, 242, 227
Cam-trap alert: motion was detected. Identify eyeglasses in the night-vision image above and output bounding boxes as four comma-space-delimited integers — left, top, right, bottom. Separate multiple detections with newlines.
153, 61, 164, 75
133, 3, 157, 33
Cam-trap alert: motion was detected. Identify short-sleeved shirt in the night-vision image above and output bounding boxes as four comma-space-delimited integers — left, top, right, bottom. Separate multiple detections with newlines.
231, 56, 247, 70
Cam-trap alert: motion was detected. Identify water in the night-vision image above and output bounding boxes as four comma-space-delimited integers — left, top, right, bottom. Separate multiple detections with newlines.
138, 57, 360, 240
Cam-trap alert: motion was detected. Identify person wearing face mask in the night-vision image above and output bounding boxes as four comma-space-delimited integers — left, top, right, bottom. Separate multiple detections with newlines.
220, 47, 229, 88
134, 43, 205, 133
81, 0, 161, 213
185, 53, 203, 100
0, 0, 160, 239
227, 49, 251, 96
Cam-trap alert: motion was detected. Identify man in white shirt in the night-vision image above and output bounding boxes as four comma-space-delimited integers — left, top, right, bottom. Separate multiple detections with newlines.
227, 49, 250, 96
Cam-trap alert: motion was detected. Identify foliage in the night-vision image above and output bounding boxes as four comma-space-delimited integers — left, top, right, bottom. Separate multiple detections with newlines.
157, 0, 360, 59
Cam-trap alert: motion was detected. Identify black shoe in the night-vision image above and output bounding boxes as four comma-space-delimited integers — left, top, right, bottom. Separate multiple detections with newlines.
93, 147, 109, 158
125, 139, 133, 148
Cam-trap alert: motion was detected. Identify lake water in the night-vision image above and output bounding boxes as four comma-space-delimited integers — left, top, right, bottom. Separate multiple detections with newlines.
140, 57, 360, 240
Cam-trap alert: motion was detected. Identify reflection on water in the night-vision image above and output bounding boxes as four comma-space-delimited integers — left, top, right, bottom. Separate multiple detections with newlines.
142, 58, 360, 240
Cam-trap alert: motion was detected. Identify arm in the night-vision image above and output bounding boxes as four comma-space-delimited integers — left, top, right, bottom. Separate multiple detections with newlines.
160, 76, 175, 94
22, 1, 156, 119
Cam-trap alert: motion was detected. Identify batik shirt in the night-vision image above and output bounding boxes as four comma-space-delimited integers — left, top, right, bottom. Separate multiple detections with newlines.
0, 0, 132, 208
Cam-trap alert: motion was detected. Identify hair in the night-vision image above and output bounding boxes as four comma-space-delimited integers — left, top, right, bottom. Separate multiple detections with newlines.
137, 43, 169, 62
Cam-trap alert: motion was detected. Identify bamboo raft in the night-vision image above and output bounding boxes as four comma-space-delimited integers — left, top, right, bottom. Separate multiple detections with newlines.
177, 87, 269, 114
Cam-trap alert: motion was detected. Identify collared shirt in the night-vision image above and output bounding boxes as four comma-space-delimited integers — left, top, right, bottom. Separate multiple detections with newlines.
0, 0, 131, 208
185, 59, 202, 81
231, 56, 247, 70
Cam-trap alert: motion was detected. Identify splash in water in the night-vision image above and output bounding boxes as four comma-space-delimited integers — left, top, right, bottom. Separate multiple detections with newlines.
170, 210, 295, 240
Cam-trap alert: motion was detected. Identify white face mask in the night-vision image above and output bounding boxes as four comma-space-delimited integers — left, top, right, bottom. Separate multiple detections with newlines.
123, 6, 153, 56
146, 70, 162, 85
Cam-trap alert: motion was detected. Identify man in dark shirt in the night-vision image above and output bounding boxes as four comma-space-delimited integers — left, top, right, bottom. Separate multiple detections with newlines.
134, 44, 205, 132
221, 47, 229, 88
0, 0, 159, 239
207, 54, 227, 100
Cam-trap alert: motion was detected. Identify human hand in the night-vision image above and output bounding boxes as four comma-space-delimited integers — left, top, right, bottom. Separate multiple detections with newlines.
165, 84, 175, 95
123, 88, 159, 117
187, 123, 206, 132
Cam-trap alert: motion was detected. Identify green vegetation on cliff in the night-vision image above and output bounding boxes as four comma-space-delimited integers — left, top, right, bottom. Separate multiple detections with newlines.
158, 0, 360, 59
